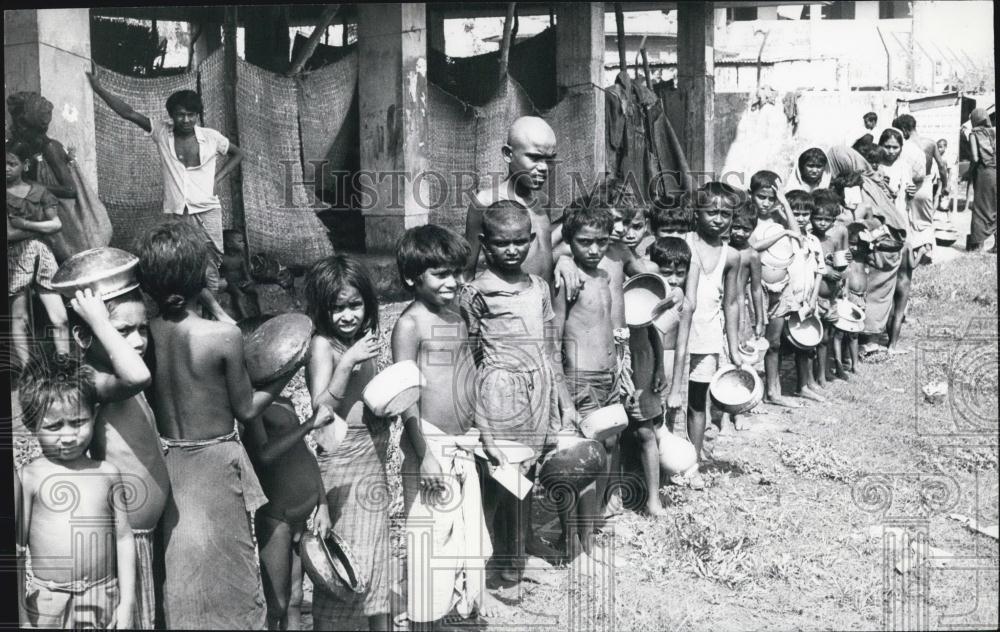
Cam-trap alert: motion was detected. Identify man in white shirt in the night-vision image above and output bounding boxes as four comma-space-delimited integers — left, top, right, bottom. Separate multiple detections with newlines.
87, 68, 243, 322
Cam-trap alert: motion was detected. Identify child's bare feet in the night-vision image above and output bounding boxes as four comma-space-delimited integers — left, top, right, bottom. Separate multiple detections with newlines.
500, 558, 557, 586
797, 385, 826, 402
476, 591, 510, 618
764, 393, 802, 408
569, 551, 597, 577
643, 499, 668, 517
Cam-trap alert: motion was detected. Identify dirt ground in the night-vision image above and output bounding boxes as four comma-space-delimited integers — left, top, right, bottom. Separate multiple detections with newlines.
274, 243, 996, 631
12, 224, 997, 631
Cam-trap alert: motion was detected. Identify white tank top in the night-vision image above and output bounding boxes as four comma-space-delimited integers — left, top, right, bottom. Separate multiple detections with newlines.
685, 232, 728, 355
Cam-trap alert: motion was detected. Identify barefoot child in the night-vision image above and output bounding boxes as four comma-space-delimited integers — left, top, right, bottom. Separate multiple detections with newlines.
243, 392, 336, 631
648, 237, 695, 446
460, 201, 567, 587
17, 357, 136, 629
551, 200, 622, 566
785, 190, 828, 402
685, 183, 750, 489
136, 219, 291, 630
749, 173, 804, 408
305, 255, 391, 631
842, 223, 870, 373
62, 267, 166, 630
725, 200, 765, 430
810, 189, 851, 384
392, 225, 502, 627
6, 143, 71, 367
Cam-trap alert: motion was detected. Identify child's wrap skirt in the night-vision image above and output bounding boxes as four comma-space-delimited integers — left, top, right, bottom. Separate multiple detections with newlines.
158, 428, 268, 630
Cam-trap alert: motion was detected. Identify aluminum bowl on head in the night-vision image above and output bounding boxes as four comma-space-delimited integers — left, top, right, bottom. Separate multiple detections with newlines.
243, 313, 314, 386
784, 312, 824, 349
50, 247, 139, 300
708, 365, 763, 416
300, 530, 367, 600
658, 432, 698, 476
579, 403, 628, 441
362, 360, 424, 417
623, 273, 668, 327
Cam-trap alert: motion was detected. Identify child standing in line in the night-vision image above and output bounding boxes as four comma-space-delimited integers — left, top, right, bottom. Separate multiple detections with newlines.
460, 200, 568, 587
64, 270, 166, 630
136, 219, 290, 630
649, 196, 695, 241
552, 199, 623, 569
749, 172, 803, 408
17, 357, 136, 629
6, 143, 71, 368
810, 189, 851, 384
725, 200, 765, 430
392, 225, 505, 627
842, 223, 870, 374
237, 313, 336, 631
305, 255, 391, 632
648, 237, 695, 448
785, 190, 829, 402
684, 183, 750, 489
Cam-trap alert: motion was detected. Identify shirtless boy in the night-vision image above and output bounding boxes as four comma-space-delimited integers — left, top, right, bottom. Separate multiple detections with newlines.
65, 278, 166, 630
392, 224, 505, 627
17, 358, 136, 629
135, 219, 295, 630
552, 200, 623, 564
810, 190, 851, 384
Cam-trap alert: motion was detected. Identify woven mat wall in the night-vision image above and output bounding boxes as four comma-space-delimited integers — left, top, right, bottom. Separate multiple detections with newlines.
232, 59, 334, 267
297, 51, 359, 199
426, 76, 596, 231
93, 66, 197, 251
426, 78, 539, 234
198, 50, 236, 230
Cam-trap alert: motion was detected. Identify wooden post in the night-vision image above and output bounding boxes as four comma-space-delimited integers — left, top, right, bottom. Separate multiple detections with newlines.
498, 3, 516, 80
555, 3, 606, 190
223, 6, 244, 233
677, 1, 715, 177
615, 3, 629, 82
287, 5, 340, 76
357, 3, 429, 253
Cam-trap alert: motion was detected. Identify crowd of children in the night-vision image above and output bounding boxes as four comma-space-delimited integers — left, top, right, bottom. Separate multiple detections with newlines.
9, 101, 990, 631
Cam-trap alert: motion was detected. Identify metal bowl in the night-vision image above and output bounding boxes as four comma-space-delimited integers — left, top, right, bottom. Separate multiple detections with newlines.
708, 365, 763, 416
243, 313, 314, 386
624, 273, 668, 327
538, 435, 607, 491
300, 530, 367, 600
362, 360, 424, 417
784, 312, 824, 349
50, 247, 139, 300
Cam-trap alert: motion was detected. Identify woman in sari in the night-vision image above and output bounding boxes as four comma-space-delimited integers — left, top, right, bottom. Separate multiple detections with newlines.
966, 108, 997, 252
827, 146, 907, 355
785, 147, 831, 193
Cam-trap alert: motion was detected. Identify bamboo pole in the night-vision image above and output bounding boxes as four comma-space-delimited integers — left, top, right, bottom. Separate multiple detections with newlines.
287, 5, 341, 76
615, 3, 629, 84
498, 3, 517, 80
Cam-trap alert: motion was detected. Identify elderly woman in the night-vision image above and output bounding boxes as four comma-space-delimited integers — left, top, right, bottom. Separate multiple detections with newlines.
827, 145, 907, 356
967, 108, 997, 252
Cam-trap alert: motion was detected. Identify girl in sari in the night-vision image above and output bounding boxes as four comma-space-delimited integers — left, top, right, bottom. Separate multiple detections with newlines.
786, 147, 831, 193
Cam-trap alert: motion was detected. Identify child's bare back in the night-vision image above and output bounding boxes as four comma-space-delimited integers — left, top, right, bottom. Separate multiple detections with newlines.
149, 316, 249, 439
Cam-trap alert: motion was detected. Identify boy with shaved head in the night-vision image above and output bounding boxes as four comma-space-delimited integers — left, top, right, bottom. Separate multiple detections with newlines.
466, 116, 577, 289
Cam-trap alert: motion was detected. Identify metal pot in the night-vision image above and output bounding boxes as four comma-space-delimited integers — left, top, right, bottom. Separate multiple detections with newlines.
50, 247, 139, 300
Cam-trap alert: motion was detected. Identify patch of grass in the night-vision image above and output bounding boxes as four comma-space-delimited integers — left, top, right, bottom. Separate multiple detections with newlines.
772, 438, 858, 483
